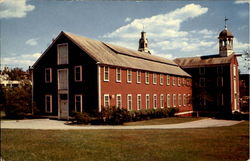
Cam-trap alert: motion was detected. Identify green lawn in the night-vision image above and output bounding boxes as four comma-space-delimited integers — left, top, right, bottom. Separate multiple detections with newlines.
124, 117, 204, 126
1, 122, 249, 161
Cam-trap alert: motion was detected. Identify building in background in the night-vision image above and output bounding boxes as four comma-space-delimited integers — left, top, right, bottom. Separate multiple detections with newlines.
32, 31, 192, 119
239, 74, 249, 112
174, 23, 240, 115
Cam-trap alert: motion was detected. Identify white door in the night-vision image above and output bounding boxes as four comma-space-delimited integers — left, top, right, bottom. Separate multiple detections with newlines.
59, 94, 69, 120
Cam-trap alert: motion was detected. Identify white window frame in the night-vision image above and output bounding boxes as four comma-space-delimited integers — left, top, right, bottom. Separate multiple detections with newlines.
217, 77, 224, 87
160, 94, 164, 108
182, 78, 185, 86
172, 76, 176, 86
127, 69, 132, 83
45, 94, 52, 113
104, 94, 110, 108
137, 94, 142, 110
74, 66, 82, 82
146, 94, 150, 109
183, 94, 186, 106
127, 94, 132, 111
116, 68, 121, 82
188, 94, 191, 106
57, 43, 68, 65
45, 68, 52, 83
160, 74, 163, 85
75, 95, 83, 112
153, 94, 157, 109
178, 77, 181, 86
104, 66, 109, 82
173, 94, 176, 107
116, 94, 122, 108
166, 75, 170, 85
178, 94, 182, 107
167, 94, 171, 108
153, 73, 157, 85
145, 72, 149, 84
137, 71, 141, 83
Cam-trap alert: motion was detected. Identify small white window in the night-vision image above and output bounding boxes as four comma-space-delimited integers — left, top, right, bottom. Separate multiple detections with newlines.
146, 94, 150, 109
166, 75, 170, 85
116, 94, 122, 108
75, 95, 82, 112
45, 95, 52, 113
145, 72, 149, 84
173, 94, 176, 107
127, 69, 132, 83
172, 76, 176, 86
104, 66, 109, 81
178, 94, 182, 107
178, 77, 181, 86
57, 43, 68, 65
45, 68, 52, 83
160, 94, 164, 108
199, 77, 205, 87
137, 94, 142, 110
153, 73, 157, 84
127, 94, 132, 111
183, 94, 186, 106
182, 78, 185, 86
74, 66, 82, 82
160, 74, 163, 85
167, 94, 171, 107
153, 94, 157, 109
199, 67, 205, 75
137, 71, 141, 83
116, 68, 121, 82
187, 94, 191, 106
104, 94, 109, 108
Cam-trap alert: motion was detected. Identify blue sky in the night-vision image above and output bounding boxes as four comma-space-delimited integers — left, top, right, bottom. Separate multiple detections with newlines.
0, 0, 249, 73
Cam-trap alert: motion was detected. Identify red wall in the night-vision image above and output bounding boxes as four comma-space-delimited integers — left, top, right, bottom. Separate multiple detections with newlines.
100, 66, 193, 114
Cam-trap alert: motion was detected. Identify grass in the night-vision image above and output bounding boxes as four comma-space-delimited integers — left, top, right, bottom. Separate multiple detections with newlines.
1, 121, 249, 161
124, 117, 204, 126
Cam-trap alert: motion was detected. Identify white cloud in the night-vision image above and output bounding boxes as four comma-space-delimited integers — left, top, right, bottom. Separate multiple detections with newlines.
1, 53, 42, 69
124, 17, 132, 22
234, 38, 250, 53
235, 0, 250, 4
25, 38, 38, 46
0, 0, 35, 19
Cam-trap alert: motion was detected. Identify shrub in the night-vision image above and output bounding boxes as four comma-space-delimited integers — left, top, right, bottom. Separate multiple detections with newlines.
72, 112, 90, 124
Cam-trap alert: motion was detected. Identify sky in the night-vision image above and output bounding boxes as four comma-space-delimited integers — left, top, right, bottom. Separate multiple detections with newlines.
0, 0, 249, 73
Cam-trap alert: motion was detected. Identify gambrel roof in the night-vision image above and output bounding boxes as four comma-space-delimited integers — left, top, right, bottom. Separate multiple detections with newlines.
33, 31, 191, 77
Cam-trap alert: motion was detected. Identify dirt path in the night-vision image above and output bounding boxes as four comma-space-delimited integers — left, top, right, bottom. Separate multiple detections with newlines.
1, 118, 244, 130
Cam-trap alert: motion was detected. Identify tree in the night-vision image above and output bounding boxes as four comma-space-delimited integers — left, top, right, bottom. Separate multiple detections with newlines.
241, 49, 250, 72
1, 67, 29, 81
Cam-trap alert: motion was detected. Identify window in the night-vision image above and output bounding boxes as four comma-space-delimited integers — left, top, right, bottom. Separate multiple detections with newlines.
173, 94, 176, 107
178, 77, 181, 86
137, 94, 142, 110
145, 72, 149, 84
45, 95, 52, 113
153, 73, 157, 84
104, 66, 109, 81
217, 66, 223, 75
58, 69, 68, 90
187, 94, 191, 106
74, 66, 82, 82
127, 69, 132, 83
172, 76, 176, 86
200, 95, 206, 106
183, 94, 186, 106
178, 94, 182, 107
153, 94, 157, 109
182, 78, 185, 86
75, 95, 82, 112
57, 43, 68, 65
146, 94, 150, 109
199, 77, 205, 87
137, 71, 141, 83
45, 68, 52, 83
166, 75, 170, 85
116, 94, 122, 108
160, 94, 164, 108
104, 94, 109, 108
217, 93, 224, 106
217, 77, 224, 87
160, 74, 163, 85
199, 67, 205, 75
127, 94, 132, 111
167, 94, 171, 107
116, 68, 121, 82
